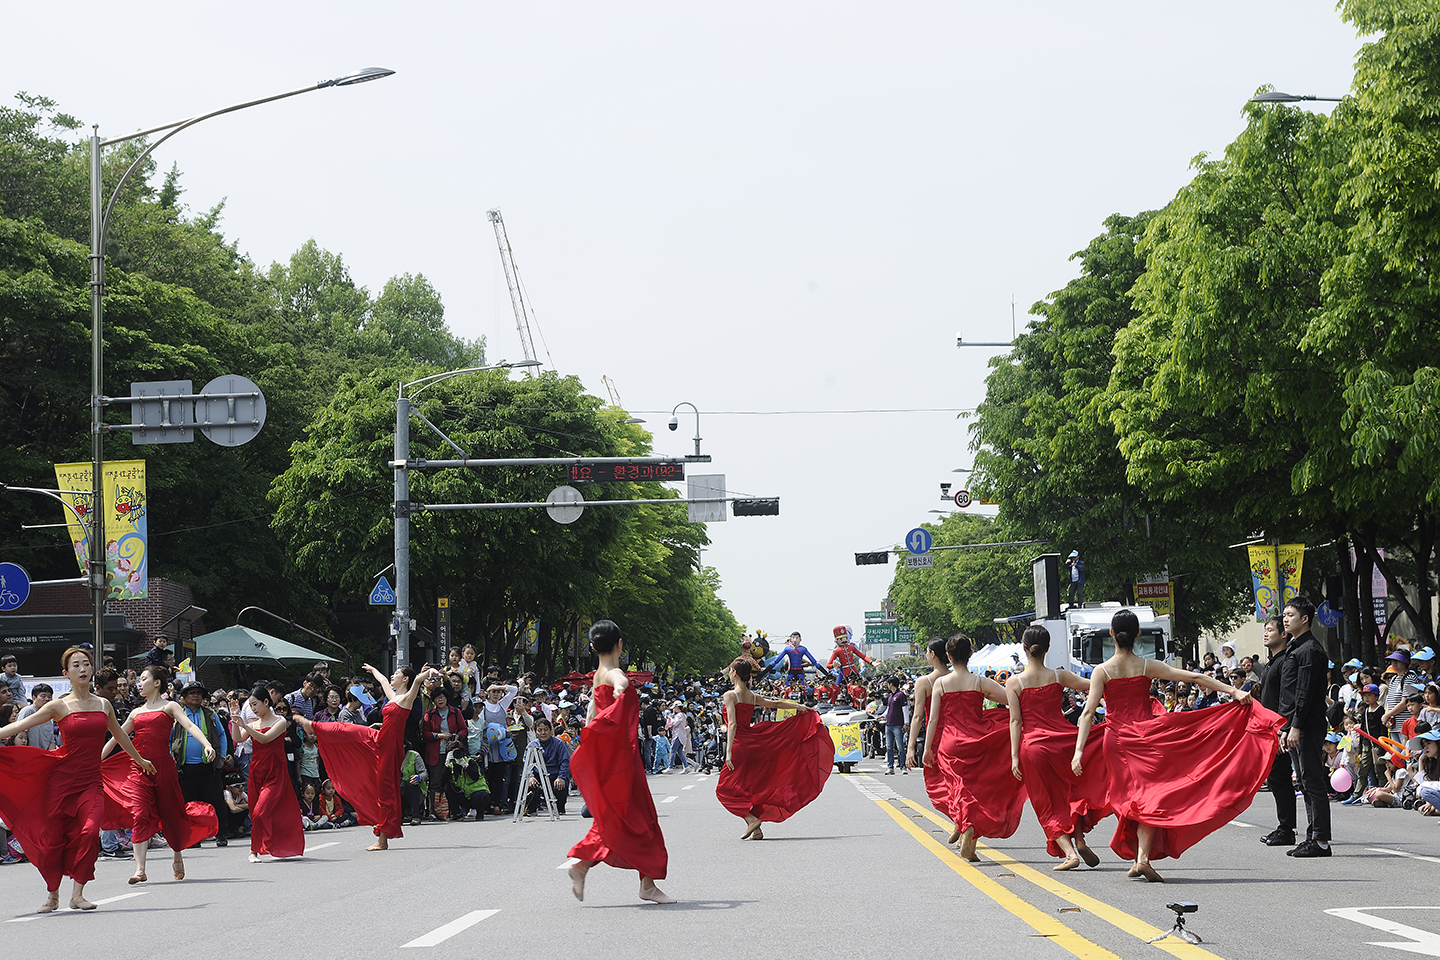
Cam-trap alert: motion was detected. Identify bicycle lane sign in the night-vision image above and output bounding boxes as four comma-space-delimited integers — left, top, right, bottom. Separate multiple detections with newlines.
0, 562, 31, 611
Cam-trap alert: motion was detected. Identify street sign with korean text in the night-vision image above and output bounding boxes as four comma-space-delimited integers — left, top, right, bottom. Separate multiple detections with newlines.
905, 554, 935, 569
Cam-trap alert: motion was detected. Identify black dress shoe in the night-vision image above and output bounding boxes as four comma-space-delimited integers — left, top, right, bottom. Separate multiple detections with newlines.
215, 836, 227, 847
1287, 839, 1332, 858
1260, 828, 1296, 846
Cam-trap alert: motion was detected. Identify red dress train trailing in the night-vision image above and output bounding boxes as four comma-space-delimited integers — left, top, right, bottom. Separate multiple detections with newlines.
569, 684, 668, 879
925, 690, 1026, 839
0, 710, 109, 889
1102, 675, 1285, 861
1016, 683, 1112, 857
102, 710, 217, 850
248, 726, 306, 859
312, 702, 409, 839
716, 702, 832, 823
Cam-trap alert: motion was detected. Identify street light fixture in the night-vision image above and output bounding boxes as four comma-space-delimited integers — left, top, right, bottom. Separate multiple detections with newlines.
86, 68, 395, 655
393, 359, 541, 668
1248, 91, 1343, 103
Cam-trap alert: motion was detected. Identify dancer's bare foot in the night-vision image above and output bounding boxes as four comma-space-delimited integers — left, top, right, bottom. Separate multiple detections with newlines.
366, 835, 389, 851
69, 897, 96, 911
741, 815, 761, 839
639, 878, 675, 904
958, 827, 978, 862
1127, 863, 1142, 878
128, 870, 147, 885
1076, 840, 1100, 867
37, 892, 59, 914
172, 854, 184, 881
1052, 857, 1081, 871
1136, 862, 1163, 883
248, 852, 262, 863
568, 861, 590, 901
947, 824, 962, 844
750, 827, 764, 841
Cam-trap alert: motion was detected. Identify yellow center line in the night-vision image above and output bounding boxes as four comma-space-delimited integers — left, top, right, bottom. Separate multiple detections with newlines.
865, 793, 1123, 960
894, 797, 1227, 960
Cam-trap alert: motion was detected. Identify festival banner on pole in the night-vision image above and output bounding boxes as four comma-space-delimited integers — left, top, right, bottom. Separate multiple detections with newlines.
53, 460, 148, 600
1247, 544, 1279, 622
1276, 544, 1306, 608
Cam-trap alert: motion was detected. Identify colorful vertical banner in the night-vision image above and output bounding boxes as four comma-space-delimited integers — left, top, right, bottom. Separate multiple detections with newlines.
1276, 544, 1305, 607
54, 460, 148, 600
1247, 544, 1279, 622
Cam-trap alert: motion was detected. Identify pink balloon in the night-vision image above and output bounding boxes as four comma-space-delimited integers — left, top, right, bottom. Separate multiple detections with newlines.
1330, 767, 1353, 793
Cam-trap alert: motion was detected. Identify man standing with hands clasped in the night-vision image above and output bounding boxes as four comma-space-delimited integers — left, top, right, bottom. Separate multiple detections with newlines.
1257, 616, 1295, 847
1278, 596, 1332, 857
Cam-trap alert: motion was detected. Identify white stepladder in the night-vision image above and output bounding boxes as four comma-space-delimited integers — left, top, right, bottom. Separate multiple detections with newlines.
512, 738, 559, 823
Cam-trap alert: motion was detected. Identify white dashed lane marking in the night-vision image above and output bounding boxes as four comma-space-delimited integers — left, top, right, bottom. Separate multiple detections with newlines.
401, 909, 500, 947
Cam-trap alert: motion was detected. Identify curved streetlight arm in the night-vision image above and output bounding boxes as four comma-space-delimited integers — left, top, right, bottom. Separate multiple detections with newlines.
0, 483, 94, 531
402, 359, 541, 400
236, 606, 353, 675
669, 401, 702, 459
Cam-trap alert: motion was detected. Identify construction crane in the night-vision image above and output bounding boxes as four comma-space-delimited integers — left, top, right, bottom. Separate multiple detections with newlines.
487, 208, 543, 370
602, 375, 623, 408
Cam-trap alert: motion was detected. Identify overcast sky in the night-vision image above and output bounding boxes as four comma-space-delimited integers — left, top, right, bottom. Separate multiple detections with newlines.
7, 2, 1361, 656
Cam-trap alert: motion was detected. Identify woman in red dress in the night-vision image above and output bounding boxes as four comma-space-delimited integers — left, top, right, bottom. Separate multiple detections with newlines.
716, 657, 832, 840
1072, 609, 1283, 882
908, 638, 950, 809
292, 662, 438, 850
0, 647, 155, 913
567, 620, 673, 904
1005, 625, 1110, 871
101, 663, 218, 884
229, 685, 306, 863
922, 634, 1026, 861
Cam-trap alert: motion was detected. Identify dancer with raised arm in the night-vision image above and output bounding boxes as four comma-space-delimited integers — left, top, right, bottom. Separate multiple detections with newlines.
567, 620, 673, 904
922, 634, 1026, 861
1072, 609, 1283, 882
716, 657, 832, 840
1005, 625, 1109, 871
0, 647, 155, 913
291, 663, 440, 850
229, 685, 306, 863
100, 664, 217, 884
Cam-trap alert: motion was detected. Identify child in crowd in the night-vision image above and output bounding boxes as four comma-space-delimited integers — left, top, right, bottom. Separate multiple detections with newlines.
298, 782, 334, 830
317, 779, 355, 828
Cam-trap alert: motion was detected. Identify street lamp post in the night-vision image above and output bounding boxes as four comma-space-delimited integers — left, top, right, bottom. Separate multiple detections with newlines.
85, 67, 394, 655
668, 402, 702, 459
393, 361, 541, 669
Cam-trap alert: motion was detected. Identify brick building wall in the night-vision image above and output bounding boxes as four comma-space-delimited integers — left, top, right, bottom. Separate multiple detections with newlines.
0, 578, 209, 643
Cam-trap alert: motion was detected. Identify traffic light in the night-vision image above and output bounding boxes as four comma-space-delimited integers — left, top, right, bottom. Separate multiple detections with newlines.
854, 551, 890, 565
732, 498, 780, 516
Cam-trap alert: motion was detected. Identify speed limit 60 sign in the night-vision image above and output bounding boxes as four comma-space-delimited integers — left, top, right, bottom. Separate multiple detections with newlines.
953, 490, 972, 508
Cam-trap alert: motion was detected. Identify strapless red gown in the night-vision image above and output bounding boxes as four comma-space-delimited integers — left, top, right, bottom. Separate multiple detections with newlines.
569, 684, 668, 879
925, 691, 1026, 838
1017, 683, 1112, 857
716, 702, 832, 823
1102, 675, 1285, 861
102, 710, 217, 850
0, 710, 108, 889
249, 726, 306, 858
313, 702, 409, 839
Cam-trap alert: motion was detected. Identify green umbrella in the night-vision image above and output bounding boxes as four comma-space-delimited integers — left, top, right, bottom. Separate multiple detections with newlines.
190, 624, 339, 668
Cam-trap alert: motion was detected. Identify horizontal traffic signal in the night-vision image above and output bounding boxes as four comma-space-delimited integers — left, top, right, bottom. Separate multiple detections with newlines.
854, 551, 890, 565
732, 498, 780, 516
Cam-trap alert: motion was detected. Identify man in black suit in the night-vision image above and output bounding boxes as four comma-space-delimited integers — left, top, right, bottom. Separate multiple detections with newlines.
1256, 615, 1295, 847
1278, 596, 1331, 858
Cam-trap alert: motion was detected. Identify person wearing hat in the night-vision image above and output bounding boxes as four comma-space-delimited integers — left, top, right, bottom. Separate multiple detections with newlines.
1382, 650, 1424, 739
173, 681, 232, 847
1065, 551, 1086, 607
826, 625, 874, 681
1218, 642, 1239, 672
1413, 647, 1438, 685
1408, 729, 1440, 815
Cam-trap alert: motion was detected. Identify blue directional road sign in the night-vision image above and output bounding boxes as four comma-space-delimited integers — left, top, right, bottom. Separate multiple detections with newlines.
905, 527, 933, 555
0, 562, 31, 611
369, 576, 396, 605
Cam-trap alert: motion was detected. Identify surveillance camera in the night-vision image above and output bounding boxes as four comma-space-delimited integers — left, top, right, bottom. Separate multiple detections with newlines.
667, 416, 679, 431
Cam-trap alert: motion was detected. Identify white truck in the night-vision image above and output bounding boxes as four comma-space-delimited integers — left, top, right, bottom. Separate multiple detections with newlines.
1036, 603, 1175, 677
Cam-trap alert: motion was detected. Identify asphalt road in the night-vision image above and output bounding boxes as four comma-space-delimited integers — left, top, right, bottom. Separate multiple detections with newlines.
2, 760, 1437, 959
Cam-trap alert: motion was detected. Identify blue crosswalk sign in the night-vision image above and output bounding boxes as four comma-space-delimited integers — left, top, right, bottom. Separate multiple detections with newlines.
905, 527, 932, 555
369, 576, 396, 605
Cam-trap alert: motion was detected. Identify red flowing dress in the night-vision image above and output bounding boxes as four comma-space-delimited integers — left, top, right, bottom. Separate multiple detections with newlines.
102, 710, 217, 850
248, 725, 306, 858
1102, 675, 1285, 861
920, 693, 951, 822
1016, 683, 1112, 857
569, 684, 668, 879
312, 702, 409, 839
0, 710, 108, 889
716, 703, 832, 823
926, 690, 1026, 838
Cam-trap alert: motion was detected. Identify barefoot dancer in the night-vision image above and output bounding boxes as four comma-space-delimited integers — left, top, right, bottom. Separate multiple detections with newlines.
291, 663, 439, 850
716, 657, 832, 841
101, 664, 217, 884
567, 620, 673, 904
0, 647, 155, 913
1073, 609, 1282, 883
908, 638, 950, 808
229, 686, 306, 863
